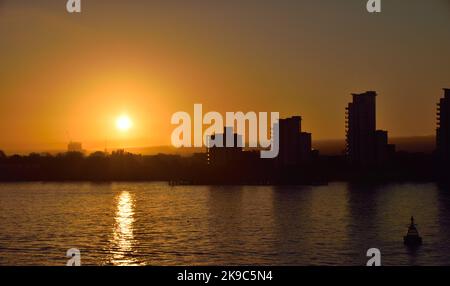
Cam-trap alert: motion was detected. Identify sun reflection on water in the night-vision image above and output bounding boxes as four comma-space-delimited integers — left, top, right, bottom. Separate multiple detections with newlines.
110, 191, 139, 265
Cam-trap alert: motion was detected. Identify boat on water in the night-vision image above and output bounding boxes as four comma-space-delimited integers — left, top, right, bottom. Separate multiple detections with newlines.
404, 216, 423, 247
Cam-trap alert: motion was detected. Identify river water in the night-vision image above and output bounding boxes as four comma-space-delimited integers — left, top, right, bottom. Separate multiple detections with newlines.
1, 182, 449, 266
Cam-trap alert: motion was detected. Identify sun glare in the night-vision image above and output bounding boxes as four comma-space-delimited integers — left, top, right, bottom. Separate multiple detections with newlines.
116, 115, 133, 131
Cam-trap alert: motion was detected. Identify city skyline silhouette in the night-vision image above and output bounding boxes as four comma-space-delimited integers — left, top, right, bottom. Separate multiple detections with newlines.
1, 88, 448, 185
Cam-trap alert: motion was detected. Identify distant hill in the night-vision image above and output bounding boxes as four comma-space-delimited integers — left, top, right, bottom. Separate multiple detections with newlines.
313, 135, 436, 155
389, 136, 435, 154
124, 136, 436, 156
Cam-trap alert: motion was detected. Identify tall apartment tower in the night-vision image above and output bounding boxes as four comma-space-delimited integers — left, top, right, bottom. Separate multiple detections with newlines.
437, 88, 450, 161
346, 91, 377, 166
277, 116, 312, 167
207, 127, 243, 166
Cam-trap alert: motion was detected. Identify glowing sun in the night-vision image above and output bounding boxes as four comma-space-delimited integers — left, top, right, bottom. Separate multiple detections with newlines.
116, 115, 133, 131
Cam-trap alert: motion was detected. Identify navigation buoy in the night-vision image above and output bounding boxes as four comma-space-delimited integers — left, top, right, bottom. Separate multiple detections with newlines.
404, 216, 423, 247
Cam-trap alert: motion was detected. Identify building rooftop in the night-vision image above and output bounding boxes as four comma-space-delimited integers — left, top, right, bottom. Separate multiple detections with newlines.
444, 88, 450, 98
352, 91, 377, 97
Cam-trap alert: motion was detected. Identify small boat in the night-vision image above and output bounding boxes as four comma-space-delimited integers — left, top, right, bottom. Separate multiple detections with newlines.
403, 216, 423, 247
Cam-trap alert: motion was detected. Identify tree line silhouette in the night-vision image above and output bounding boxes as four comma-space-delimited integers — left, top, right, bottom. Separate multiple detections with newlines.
0, 148, 446, 184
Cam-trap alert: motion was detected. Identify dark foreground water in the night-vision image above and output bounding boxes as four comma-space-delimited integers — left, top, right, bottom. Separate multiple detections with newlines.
1, 182, 450, 266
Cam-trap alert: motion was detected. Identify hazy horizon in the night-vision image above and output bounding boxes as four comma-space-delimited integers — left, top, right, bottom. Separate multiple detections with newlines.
0, 134, 436, 156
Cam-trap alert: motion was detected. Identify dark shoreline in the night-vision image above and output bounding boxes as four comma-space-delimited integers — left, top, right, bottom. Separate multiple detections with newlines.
0, 150, 448, 185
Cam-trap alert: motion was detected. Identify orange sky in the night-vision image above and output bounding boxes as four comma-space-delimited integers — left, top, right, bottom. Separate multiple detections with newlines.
1, 0, 450, 153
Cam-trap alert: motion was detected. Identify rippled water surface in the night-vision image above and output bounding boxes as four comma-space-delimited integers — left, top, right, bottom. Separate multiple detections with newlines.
1, 182, 450, 266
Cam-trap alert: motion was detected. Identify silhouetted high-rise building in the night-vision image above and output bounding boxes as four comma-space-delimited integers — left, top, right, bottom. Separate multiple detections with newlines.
346, 91, 377, 165
375, 130, 396, 164
277, 116, 312, 167
437, 88, 450, 161
207, 127, 243, 166
346, 91, 392, 166
299, 132, 312, 162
